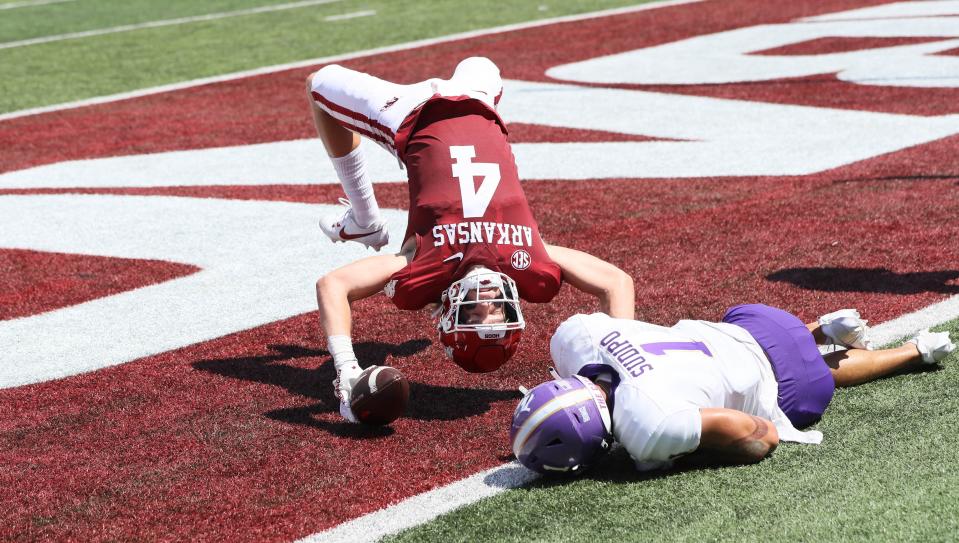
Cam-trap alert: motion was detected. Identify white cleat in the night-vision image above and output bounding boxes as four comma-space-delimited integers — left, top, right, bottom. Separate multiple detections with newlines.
908, 330, 956, 365
319, 198, 389, 251
339, 401, 359, 424
333, 363, 363, 423
819, 309, 872, 350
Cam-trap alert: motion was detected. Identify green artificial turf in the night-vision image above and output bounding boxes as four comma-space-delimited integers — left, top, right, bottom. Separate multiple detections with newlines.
387, 318, 959, 543
0, 0, 652, 114
0, 0, 305, 42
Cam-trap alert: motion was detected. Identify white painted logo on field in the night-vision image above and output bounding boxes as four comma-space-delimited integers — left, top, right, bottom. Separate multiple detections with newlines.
2, 83, 956, 185
0, 194, 408, 388
548, 1, 959, 88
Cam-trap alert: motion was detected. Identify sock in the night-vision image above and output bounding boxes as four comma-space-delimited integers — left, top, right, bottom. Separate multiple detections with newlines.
328, 334, 361, 379
330, 146, 380, 227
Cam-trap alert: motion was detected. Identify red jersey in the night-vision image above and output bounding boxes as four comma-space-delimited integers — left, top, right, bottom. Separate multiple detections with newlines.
385, 97, 562, 310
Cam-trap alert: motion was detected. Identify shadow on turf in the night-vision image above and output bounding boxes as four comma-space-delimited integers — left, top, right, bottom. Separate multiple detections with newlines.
192, 341, 519, 437
767, 267, 959, 294
500, 447, 681, 489
503, 446, 748, 490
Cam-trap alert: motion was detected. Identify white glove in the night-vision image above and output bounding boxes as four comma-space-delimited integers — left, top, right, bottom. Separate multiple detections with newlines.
818, 309, 872, 350
909, 330, 956, 365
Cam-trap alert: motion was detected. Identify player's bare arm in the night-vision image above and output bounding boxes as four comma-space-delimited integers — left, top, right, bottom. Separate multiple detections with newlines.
544, 244, 635, 319
696, 408, 779, 465
315, 251, 411, 338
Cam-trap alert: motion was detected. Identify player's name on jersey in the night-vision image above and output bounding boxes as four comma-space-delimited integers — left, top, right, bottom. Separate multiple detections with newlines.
600, 331, 652, 378
432, 221, 534, 247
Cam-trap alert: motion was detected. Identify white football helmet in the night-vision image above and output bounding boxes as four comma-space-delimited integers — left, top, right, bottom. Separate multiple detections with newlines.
438, 267, 525, 373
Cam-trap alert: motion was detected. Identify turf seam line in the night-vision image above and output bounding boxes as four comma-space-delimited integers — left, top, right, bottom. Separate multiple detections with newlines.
0, 0, 702, 122
323, 9, 375, 22
298, 293, 959, 543
0, 0, 72, 10
0, 0, 344, 51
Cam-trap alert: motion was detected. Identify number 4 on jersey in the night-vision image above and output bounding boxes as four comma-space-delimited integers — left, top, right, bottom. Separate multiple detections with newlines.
450, 145, 501, 218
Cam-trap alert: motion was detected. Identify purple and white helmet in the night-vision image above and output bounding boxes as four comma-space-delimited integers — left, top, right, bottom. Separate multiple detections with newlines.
510, 375, 612, 474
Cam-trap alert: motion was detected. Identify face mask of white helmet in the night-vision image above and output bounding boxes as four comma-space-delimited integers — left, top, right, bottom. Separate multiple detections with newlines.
438, 267, 524, 335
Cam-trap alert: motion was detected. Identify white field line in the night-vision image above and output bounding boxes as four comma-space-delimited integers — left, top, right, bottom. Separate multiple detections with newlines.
300, 294, 959, 543
323, 9, 375, 22
870, 294, 959, 346
297, 463, 540, 543
0, 0, 72, 10
0, 0, 703, 122
0, 0, 342, 50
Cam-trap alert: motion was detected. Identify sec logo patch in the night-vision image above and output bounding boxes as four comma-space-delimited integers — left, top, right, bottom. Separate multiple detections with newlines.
511, 249, 531, 270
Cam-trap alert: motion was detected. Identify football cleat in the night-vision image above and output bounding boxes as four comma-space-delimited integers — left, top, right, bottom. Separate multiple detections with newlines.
908, 330, 956, 365
319, 198, 389, 251
818, 309, 872, 350
333, 362, 363, 423
338, 401, 359, 424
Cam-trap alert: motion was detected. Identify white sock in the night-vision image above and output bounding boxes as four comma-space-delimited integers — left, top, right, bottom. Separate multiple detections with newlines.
330, 146, 380, 227
328, 335, 361, 377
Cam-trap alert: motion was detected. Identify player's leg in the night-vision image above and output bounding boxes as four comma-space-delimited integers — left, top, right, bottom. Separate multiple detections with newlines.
826, 330, 955, 387
307, 64, 429, 249
307, 79, 360, 158
435, 56, 504, 109
306, 66, 389, 239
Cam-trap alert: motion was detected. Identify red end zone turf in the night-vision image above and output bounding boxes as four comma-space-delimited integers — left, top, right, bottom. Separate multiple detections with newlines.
0, 250, 200, 320
1, 0, 959, 541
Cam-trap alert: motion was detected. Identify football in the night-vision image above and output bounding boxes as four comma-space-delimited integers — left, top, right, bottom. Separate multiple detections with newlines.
349, 365, 410, 425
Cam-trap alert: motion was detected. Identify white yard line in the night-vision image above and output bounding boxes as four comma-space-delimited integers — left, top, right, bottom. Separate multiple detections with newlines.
0, 0, 702, 122
870, 294, 959, 346
323, 9, 375, 22
0, 0, 342, 50
0, 0, 72, 10
297, 463, 540, 543
298, 294, 959, 543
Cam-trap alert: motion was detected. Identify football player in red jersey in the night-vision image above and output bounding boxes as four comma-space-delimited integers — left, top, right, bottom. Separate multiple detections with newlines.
306, 57, 634, 422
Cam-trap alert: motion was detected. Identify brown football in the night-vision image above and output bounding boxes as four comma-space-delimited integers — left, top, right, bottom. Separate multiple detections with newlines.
349, 366, 410, 425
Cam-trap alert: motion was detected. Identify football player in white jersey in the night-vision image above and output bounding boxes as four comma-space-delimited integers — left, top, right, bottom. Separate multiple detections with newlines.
511, 304, 955, 473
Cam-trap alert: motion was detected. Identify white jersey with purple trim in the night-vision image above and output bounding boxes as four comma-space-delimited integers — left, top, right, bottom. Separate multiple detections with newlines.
549, 313, 821, 471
